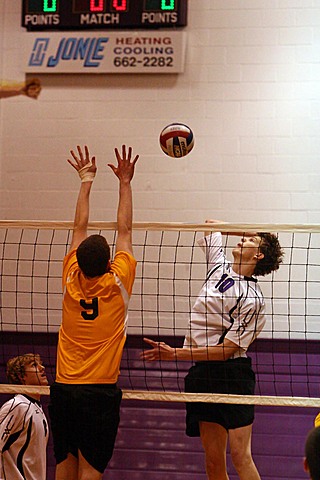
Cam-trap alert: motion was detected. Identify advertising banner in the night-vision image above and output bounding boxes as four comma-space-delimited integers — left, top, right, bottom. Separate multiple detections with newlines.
23, 31, 187, 74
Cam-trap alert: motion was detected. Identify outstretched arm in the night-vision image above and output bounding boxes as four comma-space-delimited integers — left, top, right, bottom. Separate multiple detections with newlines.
0, 78, 41, 99
140, 337, 239, 362
204, 219, 257, 237
0, 84, 22, 98
67, 145, 97, 252
108, 145, 139, 255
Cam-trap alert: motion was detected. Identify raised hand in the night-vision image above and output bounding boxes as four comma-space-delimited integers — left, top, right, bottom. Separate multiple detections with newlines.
108, 145, 139, 183
67, 145, 97, 182
23, 78, 42, 99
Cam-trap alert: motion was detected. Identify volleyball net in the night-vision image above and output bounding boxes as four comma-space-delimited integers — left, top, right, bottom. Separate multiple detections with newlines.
0, 220, 320, 407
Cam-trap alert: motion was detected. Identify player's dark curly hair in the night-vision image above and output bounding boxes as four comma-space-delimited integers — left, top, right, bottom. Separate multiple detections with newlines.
305, 427, 320, 480
253, 232, 284, 277
76, 234, 110, 278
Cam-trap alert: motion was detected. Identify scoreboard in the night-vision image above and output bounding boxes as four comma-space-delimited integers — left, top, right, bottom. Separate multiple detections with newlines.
22, 0, 188, 30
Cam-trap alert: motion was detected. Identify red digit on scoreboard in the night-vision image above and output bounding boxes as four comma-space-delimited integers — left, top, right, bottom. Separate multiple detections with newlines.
112, 0, 127, 11
90, 0, 104, 11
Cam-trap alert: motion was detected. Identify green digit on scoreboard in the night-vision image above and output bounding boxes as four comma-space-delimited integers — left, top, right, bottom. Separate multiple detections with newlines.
43, 0, 57, 12
144, 0, 176, 11
161, 0, 175, 10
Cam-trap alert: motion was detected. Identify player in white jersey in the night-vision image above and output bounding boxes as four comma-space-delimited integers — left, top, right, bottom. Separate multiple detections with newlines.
0, 354, 49, 480
141, 221, 284, 480
184, 231, 266, 357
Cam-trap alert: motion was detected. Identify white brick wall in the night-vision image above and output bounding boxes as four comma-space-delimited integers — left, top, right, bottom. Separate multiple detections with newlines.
0, 0, 319, 223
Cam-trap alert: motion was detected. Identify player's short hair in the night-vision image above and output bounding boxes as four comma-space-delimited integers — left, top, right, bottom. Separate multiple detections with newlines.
254, 232, 284, 276
76, 234, 110, 278
6, 353, 41, 384
305, 427, 320, 480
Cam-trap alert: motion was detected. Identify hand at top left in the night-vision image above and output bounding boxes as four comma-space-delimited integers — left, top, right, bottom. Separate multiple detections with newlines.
22, 78, 42, 99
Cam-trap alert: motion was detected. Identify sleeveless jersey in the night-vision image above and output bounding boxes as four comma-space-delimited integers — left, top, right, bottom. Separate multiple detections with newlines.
56, 249, 137, 384
0, 394, 48, 480
184, 232, 266, 358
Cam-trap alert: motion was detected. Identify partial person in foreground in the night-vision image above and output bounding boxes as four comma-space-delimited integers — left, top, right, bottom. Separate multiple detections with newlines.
314, 412, 320, 428
304, 426, 320, 479
0, 78, 41, 99
141, 221, 284, 480
49, 145, 139, 480
0, 353, 49, 480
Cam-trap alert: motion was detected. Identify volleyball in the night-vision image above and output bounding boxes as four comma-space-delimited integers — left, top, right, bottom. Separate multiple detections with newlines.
159, 123, 194, 158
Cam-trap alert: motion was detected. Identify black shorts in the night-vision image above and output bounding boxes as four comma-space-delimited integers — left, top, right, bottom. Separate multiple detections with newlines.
49, 382, 122, 473
184, 357, 255, 436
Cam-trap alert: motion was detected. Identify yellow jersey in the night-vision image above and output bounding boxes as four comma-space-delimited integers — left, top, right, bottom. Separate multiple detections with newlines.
56, 249, 137, 384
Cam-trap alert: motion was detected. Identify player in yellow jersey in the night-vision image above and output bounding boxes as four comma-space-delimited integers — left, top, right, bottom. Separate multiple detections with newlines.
49, 144, 139, 480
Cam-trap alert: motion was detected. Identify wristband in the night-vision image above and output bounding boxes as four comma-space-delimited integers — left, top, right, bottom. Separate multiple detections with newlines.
78, 163, 96, 183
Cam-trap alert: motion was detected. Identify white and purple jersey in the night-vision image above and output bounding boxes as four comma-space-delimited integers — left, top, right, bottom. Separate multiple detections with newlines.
184, 232, 266, 358
0, 394, 48, 480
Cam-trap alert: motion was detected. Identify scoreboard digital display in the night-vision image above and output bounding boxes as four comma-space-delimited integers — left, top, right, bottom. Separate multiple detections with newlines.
22, 0, 188, 31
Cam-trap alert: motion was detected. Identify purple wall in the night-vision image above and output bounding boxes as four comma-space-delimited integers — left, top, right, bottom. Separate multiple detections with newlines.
0, 333, 318, 480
